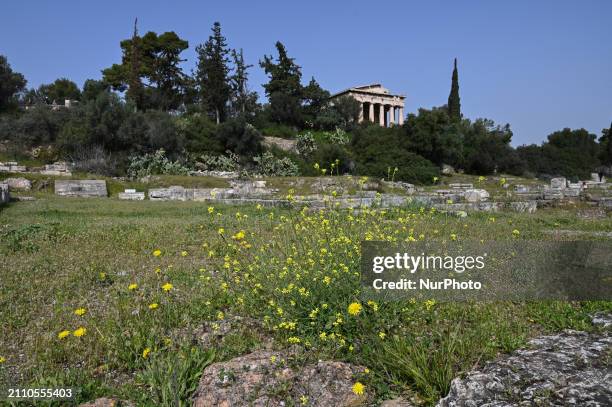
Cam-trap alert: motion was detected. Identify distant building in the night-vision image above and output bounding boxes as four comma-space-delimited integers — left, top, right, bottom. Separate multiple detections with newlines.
329, 84, 405, 127
25, 99, 79, 111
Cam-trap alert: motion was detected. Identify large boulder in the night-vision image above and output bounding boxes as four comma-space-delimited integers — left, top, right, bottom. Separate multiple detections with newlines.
437, 327, 611, 406
5, 177, 32, 190
192, 350, 367, 407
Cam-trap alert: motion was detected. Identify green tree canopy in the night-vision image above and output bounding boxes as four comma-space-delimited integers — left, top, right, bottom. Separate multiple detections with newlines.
0, 55, 27, 112
38, 78, 81, 103
260, 42, 303, 126
103, 24, 188, 111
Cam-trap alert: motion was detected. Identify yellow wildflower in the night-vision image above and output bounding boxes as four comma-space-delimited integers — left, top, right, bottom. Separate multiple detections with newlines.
300, 395, 309, 405
352, 382, 365, 395
0, 356, 5, 363
74, 308, 86, 316
153, 249, 161, 257
218, 228, 225, 235
348, 302, 362, 316
148, 303, 159, 310
233, 230, 246, 240
57, 330, 70, 339
73, 327, 86, 337
162, 282, 173, 292
142, 347, 151, 359
128, 283, 138, 291
378, 332, 386, 340
181, 251, 188, 257
207, 206, 214, 214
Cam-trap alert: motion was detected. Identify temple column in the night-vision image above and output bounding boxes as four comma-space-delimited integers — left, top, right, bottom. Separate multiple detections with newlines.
368, 103, 374, 122
358, 103, 364, 122
378, 103, 384, 126
398, 106, 404, 125
388, 105, 395, 126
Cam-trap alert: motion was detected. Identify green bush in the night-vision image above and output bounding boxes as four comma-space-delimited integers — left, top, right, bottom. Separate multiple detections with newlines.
261, 123, 297, 139
127, 149, 190, 179
296, 131, 316, 157
253, 151, 300, 176
351, 126, 439, 184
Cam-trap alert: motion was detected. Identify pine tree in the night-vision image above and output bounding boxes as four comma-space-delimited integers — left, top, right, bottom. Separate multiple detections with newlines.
447, 58, 461, 121
126, 18, 144, 110
196, 22, 231, 124
259, 42, 303, 125
229, 48, 257, 116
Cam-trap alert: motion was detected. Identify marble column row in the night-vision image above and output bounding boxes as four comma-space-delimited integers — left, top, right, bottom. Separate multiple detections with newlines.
360, 102, 404, 127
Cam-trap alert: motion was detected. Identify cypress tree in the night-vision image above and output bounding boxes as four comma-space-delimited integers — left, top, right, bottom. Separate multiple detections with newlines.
196, 22, 231, 124
126, 18, 144, 111
447, 58, 461, 121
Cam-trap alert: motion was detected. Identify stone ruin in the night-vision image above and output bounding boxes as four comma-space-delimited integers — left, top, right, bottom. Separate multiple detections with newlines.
0, 160, 72, 176
0, 161, 26, 173
40, 161, 72, 176
118, 189, 145, 200
55, 180, 107, 197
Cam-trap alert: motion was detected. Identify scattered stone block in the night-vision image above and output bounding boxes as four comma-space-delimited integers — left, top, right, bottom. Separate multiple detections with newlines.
118, 189, 145, 200
508, 201, 537, 213
577, 208, 606, 219
55, 180, 107, 197
513, 184, 530, 193
5, 177, 32, 190
0, 182, 9, 204
382, 181, 415, 194
449, 183, 473, 189
463, 189, 489, 202
40, 161, 72, 176
550, 177, 567, 189
543, 190, 564, 200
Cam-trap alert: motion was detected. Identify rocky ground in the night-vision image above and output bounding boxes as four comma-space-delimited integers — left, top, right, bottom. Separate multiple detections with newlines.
79, 315, 611, 407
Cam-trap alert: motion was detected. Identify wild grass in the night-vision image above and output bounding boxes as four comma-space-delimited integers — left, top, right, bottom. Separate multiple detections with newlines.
0, 197, 610, 405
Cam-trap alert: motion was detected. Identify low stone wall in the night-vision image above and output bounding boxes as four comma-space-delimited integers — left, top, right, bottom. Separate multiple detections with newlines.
55, 180, 107, 197
0, 182, 9, 204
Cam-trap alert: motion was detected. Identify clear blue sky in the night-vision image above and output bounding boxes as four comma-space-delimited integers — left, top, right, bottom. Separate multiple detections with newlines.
2, 1, 611, 146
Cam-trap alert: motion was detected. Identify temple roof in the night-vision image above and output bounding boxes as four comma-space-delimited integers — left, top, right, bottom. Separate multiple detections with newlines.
330, 83, 405, 99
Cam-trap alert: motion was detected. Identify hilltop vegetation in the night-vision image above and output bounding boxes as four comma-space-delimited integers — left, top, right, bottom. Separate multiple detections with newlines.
1, 22, 611, 184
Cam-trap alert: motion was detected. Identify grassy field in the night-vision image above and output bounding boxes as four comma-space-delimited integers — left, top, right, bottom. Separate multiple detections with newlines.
0, 196, 610, 406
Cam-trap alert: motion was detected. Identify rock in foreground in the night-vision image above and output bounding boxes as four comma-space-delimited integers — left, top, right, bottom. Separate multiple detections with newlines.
437, 329, 611, 406
192, 350, 366, 407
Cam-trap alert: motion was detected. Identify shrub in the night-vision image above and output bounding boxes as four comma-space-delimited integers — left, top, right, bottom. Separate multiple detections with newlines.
217, 118, 263, 156
176, 113, 223, 154
328, 128, 349, 145
261, 123, 296, 139
296, 131, 316, 157
69, 145, 119, 176
196, 151, 240, 172
351, 126, 439, 184
127, 149, 190, 179
253, 151, 300, 176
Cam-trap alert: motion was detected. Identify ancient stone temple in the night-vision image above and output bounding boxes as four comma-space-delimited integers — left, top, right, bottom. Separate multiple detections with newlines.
329, 84, 405, 127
